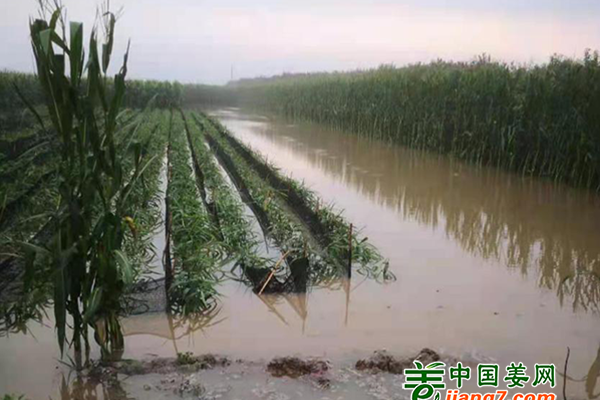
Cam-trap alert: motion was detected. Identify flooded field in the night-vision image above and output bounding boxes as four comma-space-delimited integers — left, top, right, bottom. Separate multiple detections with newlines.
1, 108, 600, 399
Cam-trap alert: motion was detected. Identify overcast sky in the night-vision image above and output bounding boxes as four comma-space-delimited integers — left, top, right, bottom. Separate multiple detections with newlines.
1, 0, 599, 85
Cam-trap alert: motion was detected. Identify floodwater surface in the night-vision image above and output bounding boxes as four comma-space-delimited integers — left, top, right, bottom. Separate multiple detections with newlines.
1, 107, 600, 399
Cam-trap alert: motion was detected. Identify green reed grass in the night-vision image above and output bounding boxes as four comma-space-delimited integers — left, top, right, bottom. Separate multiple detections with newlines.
232, 53, 600, 191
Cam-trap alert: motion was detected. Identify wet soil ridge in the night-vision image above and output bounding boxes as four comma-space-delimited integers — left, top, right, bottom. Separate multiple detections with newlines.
198, 111, 392, 283
89, 350, 440, 383
267, 356, 331, 378
356, 348, 441, 374
90, 353, 231, 379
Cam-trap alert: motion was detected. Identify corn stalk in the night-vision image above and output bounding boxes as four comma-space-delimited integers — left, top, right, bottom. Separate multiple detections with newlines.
18, 1, 152, 363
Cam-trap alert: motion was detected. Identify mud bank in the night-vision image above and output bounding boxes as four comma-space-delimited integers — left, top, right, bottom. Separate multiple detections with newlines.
80, 349, 448, 400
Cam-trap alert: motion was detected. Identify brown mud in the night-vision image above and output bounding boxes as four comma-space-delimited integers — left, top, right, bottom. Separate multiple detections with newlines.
356, 348, 441, 374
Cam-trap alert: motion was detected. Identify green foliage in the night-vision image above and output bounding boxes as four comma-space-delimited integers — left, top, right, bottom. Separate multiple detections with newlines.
166, 112, 221, 315
182, 84, 236, 106
0, 73, 185, 113
202, 114, 392, 283
233, 52, 600, 191
0, 72, 44, 115
18, 2, 155, 361
1, 394, 28, 400
125, 80, 183, 109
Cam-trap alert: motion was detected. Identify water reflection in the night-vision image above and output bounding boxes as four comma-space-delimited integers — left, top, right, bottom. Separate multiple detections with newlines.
219, 110, 600, 313
55, 375, 128, 400
231, 259, 353, 330
562, 346, 600, 400
585, 346, 600, 399
121, 305, 225, 351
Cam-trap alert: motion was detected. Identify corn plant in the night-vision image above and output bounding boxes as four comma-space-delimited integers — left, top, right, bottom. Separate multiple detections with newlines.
18, 1, 155, 362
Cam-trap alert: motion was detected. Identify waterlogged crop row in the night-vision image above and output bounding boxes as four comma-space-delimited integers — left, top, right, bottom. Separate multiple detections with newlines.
165, 112, 221, 315
182, 111, 268, 271
120, 110, 170, 282
201, 113, 393, 283
196, 114, 317, 270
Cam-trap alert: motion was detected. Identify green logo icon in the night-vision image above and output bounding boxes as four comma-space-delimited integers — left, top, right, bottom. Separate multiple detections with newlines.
403, 360, 446, 400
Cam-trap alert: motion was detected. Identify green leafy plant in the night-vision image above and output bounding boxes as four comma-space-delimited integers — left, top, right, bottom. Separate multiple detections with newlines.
199, 113, 392, 282
1, 394, 28, 400
18, 1, 155, 362
166, 112, 221, 315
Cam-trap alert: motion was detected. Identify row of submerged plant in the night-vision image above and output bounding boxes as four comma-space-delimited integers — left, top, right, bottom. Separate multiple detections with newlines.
197, 112, 393, 285
195, 113, 321, 289
181, 111, 270, 271
164, 112, 223, 315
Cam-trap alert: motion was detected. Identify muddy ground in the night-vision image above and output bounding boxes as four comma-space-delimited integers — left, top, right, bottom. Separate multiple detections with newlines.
84, 349, 449, 400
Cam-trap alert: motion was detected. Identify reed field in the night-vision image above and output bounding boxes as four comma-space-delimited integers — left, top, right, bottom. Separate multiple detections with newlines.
232, 53, 600, 191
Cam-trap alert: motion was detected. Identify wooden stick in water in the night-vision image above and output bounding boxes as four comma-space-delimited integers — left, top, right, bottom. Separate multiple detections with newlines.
259, 251, 291, 296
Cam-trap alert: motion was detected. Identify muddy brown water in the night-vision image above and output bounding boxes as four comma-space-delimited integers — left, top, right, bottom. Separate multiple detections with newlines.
2, 107, 600, 399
